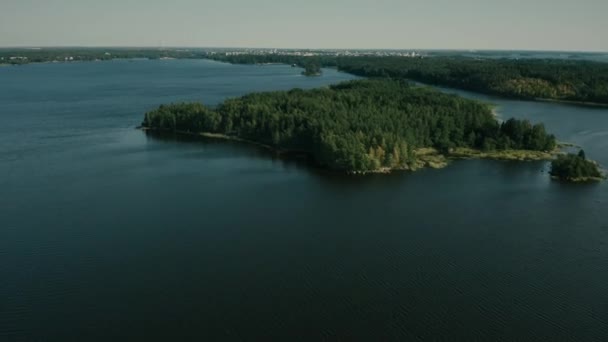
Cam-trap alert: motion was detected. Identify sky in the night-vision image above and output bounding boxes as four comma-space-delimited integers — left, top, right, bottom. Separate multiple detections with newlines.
1, 0, 607, 51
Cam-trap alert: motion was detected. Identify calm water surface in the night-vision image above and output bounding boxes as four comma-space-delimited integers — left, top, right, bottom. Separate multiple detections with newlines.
1, 60, 608, 341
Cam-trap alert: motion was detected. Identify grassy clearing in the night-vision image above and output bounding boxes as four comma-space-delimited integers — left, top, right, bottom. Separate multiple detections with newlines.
409, 146, 558, 172
413, 148, 449, 170
448, 147, 555, 161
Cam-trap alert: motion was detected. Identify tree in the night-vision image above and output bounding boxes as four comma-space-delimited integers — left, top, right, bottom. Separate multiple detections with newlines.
578, 149, 586, 160
551, 153, 602, 181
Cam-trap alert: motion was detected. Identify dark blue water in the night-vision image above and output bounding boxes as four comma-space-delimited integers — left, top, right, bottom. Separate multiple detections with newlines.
1, 60, 608, 341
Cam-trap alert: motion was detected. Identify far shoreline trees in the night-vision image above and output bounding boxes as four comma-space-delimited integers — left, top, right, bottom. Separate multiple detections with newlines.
4, 48, 607, 105
209, 54, 608, 105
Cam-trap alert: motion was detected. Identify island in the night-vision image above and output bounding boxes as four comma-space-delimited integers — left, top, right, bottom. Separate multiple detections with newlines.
550, 150, 605, 182
141, 79, 558, 173
301, 63, 322, 76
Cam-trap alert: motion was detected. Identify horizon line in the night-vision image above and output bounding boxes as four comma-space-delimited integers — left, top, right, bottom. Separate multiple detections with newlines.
1, 45, 607, 54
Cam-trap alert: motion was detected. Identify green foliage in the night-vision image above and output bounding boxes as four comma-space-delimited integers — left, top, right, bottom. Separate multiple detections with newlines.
143, 103, 219, 132
336, 57, 608, 104
301, 63, 322, 76
550, 153, 603, 181
142, 79, 556, 172
495, 118, 556, 151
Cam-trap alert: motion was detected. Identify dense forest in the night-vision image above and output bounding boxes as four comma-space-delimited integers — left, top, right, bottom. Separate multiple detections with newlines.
550, 150, 604, 182
210, 54, 608, 105
142, 79, 556, 172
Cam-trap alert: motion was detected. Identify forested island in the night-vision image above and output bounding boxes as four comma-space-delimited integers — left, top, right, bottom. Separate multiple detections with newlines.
550, 150, 605, 182
301, 63, 322, 76
141, 79, 557, 173
210, 54, 608, 105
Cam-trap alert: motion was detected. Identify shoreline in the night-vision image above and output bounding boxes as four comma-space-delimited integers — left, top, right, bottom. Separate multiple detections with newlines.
411, 147, 558, 172
140, 127, 560, 175
141, 127, 278, 152
534, 97, 608, 108
551, 175, 606, 183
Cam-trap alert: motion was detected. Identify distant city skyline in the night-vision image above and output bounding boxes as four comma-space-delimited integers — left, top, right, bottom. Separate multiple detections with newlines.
2, 0, 607, 52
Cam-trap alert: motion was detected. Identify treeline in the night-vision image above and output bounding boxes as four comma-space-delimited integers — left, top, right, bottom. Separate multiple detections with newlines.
143, 79, 556, 172
209, 54, 608, 104
550, 151, 604, 182
0, 48, 208, 65
7, 48, 606, 104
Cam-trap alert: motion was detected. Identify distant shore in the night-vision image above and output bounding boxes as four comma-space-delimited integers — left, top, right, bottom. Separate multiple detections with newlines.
3, 56, 607, 108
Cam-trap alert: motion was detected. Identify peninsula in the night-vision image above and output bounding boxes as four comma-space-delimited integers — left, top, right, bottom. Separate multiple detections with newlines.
141, 79, 558, 173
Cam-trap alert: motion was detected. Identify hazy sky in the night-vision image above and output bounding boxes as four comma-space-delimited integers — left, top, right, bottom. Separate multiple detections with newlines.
1, 0, 607, 51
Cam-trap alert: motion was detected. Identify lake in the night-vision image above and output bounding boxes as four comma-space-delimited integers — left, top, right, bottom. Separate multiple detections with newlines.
1, 60, 607, 341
